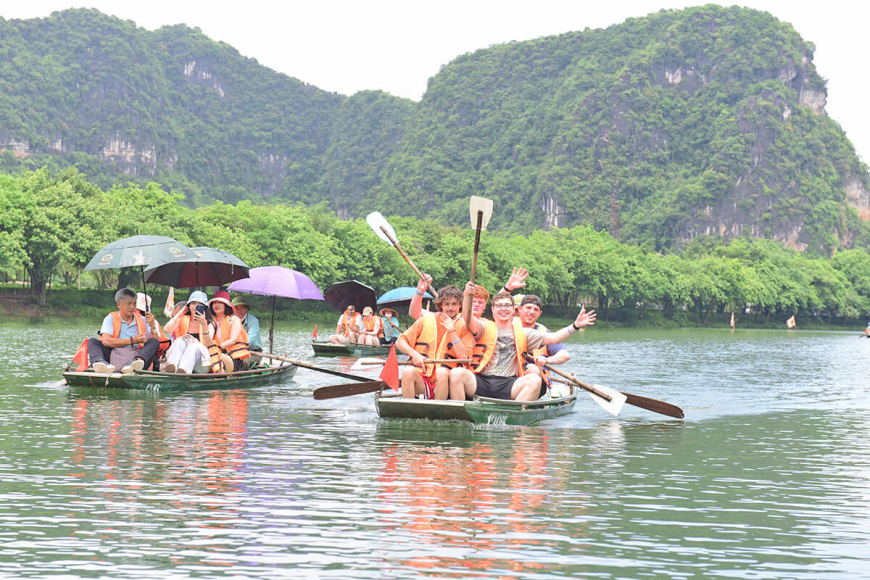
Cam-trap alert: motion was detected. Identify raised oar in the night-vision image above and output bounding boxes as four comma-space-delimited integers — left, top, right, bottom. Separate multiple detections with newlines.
351, 357, 473, 371
463, 195, 493, 326
527, 354, 684, 418
258, 352, 371, 383
314, 380, 388, 400
366, 211, 439, 300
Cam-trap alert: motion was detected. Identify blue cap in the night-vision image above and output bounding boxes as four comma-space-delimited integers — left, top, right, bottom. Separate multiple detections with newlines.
188, 290, 208, 305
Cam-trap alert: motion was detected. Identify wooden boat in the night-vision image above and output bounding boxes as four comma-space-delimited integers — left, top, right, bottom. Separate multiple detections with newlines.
374, 385, 578, 426
62, 363, 297, 392
311, 340, 393, 357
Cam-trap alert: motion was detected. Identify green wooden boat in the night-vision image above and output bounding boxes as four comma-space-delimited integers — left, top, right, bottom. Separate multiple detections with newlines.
311, 340, 392, 357
63, 363, 297, 393
374, 386, 578, 426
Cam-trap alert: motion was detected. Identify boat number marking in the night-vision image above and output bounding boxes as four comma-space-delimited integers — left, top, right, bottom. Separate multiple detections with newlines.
145, 383, 161, 392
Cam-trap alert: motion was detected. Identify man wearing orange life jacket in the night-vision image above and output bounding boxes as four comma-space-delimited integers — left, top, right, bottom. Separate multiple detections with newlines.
88, 287, 160, 375
355, 306, 383, 346
328, 304, 361, 344
516, 294, 570, 392
395, 284, 474, 400
449, 285, 596, 402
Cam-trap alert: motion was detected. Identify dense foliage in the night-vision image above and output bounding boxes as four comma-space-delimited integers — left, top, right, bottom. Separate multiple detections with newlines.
2, 169, 868, 324
0, 6, 867, 253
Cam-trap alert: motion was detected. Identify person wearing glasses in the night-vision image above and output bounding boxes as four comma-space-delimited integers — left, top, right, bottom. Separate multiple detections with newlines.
448, 285, 595, 401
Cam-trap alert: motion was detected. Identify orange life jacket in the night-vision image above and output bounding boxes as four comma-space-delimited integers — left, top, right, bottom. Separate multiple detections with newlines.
403, 313, 473, 378
339, 312, 361, 336
109, 311, 147, 338
361, 315, 382, 335
471, 318, 527, 376
529, 322, 551, 383
214, 315, 250, 360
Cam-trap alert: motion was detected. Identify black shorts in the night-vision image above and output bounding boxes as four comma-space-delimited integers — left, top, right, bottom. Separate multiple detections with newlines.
474, 375, 517, 400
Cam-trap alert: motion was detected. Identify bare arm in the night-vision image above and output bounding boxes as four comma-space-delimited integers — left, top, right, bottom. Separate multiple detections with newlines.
535, 349, 570, 366
396, 334, 426, 367
542, 307, 596, 345
408, 274, 432, 320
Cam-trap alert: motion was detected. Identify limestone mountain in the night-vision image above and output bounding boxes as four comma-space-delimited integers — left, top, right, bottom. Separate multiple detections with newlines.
0, 5, 867, 253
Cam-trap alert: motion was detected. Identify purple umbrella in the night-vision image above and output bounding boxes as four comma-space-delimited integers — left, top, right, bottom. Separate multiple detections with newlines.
228, 266, 324, 352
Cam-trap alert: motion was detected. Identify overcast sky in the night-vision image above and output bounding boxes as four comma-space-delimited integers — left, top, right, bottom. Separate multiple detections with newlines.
4, 0, 869, 163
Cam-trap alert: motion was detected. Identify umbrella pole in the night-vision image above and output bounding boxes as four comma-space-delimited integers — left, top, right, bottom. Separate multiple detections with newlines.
270, 295, 277, 353
140, 267, 149, 312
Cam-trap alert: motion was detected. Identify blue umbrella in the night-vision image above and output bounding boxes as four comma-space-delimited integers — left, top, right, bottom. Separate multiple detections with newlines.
377, 286, 433, 310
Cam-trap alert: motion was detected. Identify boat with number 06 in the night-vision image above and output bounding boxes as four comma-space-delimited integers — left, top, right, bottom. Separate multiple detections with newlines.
62, 363, 297, 392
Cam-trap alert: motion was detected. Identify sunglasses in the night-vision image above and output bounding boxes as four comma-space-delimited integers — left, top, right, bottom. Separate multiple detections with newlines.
493, 303, 514, 310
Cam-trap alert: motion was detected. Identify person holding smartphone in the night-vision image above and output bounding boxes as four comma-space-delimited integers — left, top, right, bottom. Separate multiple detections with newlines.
162, 290, 218, 373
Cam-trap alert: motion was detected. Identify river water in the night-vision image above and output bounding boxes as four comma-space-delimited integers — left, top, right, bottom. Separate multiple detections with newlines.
1, 319, 869, 578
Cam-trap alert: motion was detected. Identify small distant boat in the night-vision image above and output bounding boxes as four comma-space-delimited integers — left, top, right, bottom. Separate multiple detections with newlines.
311, 340, 393, 357
374, 385, 578, 426
63, 363, 297, 392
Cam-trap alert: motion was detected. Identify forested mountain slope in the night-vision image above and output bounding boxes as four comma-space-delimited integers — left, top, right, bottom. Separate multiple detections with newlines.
0, 6, 867, 252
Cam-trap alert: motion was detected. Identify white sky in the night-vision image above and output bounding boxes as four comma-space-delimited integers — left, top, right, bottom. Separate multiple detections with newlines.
3, 0, 869, 163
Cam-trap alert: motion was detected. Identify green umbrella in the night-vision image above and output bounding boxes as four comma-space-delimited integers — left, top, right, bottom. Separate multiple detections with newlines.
84, 235, 194, 311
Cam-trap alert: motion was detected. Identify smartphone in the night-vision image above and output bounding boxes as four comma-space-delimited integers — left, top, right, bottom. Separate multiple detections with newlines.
195, 304, 206, 315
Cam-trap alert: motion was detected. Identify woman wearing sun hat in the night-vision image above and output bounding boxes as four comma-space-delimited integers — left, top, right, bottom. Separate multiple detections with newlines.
379, 307, 401, 344
162, 290, 216, 373
209, 290, 250, 372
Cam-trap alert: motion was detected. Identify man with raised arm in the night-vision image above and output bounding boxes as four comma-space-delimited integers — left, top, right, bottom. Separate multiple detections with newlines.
448, 285, 595, 402
516, 294, 571, 384
395, 285, 473, 400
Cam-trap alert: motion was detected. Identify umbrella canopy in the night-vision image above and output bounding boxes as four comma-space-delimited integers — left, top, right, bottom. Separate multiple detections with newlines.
227, 266, 325, 354
228, 266, 324, 300
324, 280, 377, 314
143, 247, 249, 288
84, 235, 193, 272
376, 286, 433, 310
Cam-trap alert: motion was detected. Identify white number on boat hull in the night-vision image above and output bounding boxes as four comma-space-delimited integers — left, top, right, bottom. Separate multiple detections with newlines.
145, 383, 161, 392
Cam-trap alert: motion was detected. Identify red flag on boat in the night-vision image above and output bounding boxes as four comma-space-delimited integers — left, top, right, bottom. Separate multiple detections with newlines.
313, 324, 318, 339
786, 315, 796, 329
380, 345, 400, 392
730, 312, 735, 328
72, 339, 89, 371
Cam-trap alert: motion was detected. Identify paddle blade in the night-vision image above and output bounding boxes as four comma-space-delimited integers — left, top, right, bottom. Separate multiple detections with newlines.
588, 384, 627, 416
366, 212, 397, 246
469, 196, 493, 230
380, 346, 400, 391
622, 392, 685, 419
314, 380, 385, 400
351, 357, 385, 371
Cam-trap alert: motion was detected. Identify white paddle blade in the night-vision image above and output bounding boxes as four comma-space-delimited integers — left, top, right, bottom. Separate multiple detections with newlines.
365, 212, 396, 246
588, 384, 627, 416
350, 357, 386, 371
469, 196, 494, 230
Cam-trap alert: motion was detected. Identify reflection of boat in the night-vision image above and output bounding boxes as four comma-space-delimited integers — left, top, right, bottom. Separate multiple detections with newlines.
374, 386, 577, 426
311, 340, 392, 357
63, 364, 297, 392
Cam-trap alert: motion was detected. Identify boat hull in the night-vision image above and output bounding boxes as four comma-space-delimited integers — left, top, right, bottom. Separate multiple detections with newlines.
311, 341, 392, 357
375, 388, 577, 426
63, 363, 297, 392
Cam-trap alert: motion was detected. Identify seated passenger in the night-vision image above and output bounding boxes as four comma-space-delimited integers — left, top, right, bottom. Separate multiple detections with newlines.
209, 290, 250, 372
88, 287, 160, 374
379, 308, 401, 344
328, 304, 360, 344
163, 291, 215, 374
356, 306, 383, 346
232, 296, 263, 368
136, 293, 169, 370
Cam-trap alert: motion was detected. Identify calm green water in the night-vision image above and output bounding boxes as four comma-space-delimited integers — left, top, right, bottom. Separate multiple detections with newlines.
1, 319, 869, 578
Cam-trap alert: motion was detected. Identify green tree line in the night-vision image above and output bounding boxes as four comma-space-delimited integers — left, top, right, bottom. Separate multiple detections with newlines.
2, 168, 869, 325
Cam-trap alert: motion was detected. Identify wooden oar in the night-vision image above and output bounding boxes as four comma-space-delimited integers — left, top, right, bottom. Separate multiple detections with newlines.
531, 355, 684, 418
351, 357, 473, 371
258, 352, 371, 382
314, 380, 388, 400
463, 196, 493, 326
366, 211, 439, 300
